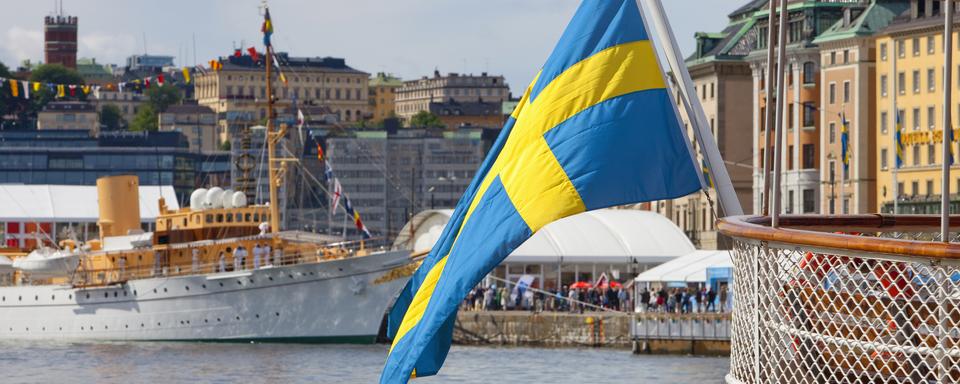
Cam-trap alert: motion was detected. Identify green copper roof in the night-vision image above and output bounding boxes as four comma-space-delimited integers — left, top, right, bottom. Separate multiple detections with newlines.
813, 1, 910, 44
369, 72, 403, 87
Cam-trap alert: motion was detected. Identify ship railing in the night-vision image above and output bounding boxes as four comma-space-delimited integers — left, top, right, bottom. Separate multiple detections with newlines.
68, 238, 394, 288
718, 214, 960, 384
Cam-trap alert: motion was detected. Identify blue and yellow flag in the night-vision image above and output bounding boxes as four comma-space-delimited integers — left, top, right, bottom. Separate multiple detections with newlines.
840, 111, 850, 173
380, 1, 702, 382
895, 111, 904, 168
262, 8, 274, 47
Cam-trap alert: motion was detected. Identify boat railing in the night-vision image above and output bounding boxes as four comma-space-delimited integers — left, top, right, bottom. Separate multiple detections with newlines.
718, 214, 960, 384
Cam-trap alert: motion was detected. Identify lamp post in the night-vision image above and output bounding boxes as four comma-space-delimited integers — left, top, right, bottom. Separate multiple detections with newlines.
428, 186, 436, 209
438, 174, 458, 207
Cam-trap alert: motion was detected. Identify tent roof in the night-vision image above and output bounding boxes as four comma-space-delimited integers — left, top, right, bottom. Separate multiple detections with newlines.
394, 208, 695, 264
634, 250, 732, 283
0, 184, 179, 222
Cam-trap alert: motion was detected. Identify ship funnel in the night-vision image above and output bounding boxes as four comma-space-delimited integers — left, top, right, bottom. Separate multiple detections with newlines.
96, 175, 142, 239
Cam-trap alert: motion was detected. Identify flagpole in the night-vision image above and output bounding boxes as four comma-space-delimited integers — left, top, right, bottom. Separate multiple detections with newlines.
839, 110, 845, 214
761, 0, 777, 216
892, 37, 899, 214
770, 0, 788, 227
641, 0, 744, 217
942, 0, 953, 242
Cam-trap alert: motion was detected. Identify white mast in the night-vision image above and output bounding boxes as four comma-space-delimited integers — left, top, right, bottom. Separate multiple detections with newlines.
761, 0, 778, 216
942, 0, 953, 241
770, 0, 788, 227
641, 0, 744, 217
892, 36, 899, 214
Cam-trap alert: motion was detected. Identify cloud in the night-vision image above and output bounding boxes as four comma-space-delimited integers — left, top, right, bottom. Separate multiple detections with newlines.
79, 32, 137, 63
0, 27, 42, 67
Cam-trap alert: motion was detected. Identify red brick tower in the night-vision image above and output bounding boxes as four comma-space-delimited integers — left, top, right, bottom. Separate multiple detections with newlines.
44, 14, 78, 69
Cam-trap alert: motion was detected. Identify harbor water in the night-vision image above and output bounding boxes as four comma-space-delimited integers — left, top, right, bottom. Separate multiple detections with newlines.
0, 341, 729, 383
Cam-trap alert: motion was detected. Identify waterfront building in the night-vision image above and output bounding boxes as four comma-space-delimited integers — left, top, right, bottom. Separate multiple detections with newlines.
428, 99, 504, 130
125, 54, 175, 72
44, 14, 77, 69
76, 58, 116, 84
395, 71, 509, 123
324, 127, 486, 239
0, 184, 177, 248
368, 72, 403, 123
37, 101, 98, 134
158, 104, 219, 152
0, 129, 230, 203
650, 23, 755, 250
814, 1, 907, 215
91, 89, 146, 126
194, 53, 370, 140
875, 1, 960, 213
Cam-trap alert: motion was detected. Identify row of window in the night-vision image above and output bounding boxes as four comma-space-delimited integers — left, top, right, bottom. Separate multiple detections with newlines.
758, 62, 818, 90
877, 105, 960, 133
879, 32, 960, 62
878, 67, 960, 98
879, 143, 960, 170
892, 179, 960, 200
757, 144, 816, 171
758, 103, 817, 130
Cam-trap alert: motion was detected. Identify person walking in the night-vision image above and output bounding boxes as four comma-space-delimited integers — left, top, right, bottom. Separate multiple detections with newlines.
640, 289, 651, 312
719, 286, 728, 313
218, 251, 226, 273
232, 248, 242, 271
706, 288, 717, 312
252, 243, 263, 269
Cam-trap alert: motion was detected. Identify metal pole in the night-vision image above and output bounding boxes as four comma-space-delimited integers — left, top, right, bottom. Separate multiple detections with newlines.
641, 0, 744, 217
943, 0, 953, 243
892, 38, 900, 214
761, 0, 777, 216
771, 0, 788, 228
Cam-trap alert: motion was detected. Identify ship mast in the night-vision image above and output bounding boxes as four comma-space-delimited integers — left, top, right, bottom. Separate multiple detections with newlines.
264, 4, 281, 234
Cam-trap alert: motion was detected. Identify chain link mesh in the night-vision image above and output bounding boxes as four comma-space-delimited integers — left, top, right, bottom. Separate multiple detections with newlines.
727, 233, 960, 384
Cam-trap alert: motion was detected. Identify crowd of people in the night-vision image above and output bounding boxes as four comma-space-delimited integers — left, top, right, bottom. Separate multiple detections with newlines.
636, 286, 728, 313
461, 284, 632, 313
460, 283, 729, 314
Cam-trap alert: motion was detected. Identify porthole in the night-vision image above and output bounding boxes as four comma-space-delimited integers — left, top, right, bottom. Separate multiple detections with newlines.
104, 325, 108, 330
236, 316, 241, 320
255, 314, 260, 319
104, 292, 108, 298
81, 326, 84, 330
237, 281, 242, 285
185, 286, 190, 291
140, 323, 145, 328
69, 294, 73, 300
157, 322, 161, 326
217, 318, 221, 322
114, 292, 118, 297
219, 282, 224, 287
288, 274, 294, 279
268, 277, 274, 281
86, 293, 90, 299
125, 325, 129, 329
25, 327, 29, 331
249, 279, 254, 284
34, 295, 38, 301
42, 327, 45, 331
153, 289, 157, 294
204, 319, 209, 323
163, 288, 168, 293
180, 321, 185, 325
133, 290, 137, 296
18, 296, 22, 301
59, 327, 62, 331
123, 291, 128, 297
309, 272, 315, 276
202, 284, 207, 289
51, 295, 55, 300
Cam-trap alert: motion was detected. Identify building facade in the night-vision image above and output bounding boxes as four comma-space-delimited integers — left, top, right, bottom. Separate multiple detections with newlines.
649, 17, 755, 250
159, 104, 218, 152
395, 71, 509, 123
428, 99, 505, 130
194, 53, 370, 140
876, 0, 960, 214
368, 72, 402, 123
814, 1, 907, 214
325, 128, 487, 239
44, 15, 77, 69
37, 101, 98, 134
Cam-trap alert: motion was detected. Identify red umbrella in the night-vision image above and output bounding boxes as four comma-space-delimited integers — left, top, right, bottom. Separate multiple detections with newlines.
570, 281, 592, 289
607, 281, 623, 288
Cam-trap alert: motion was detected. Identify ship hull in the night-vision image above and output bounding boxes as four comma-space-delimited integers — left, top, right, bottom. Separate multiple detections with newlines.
0, 250, 411, 342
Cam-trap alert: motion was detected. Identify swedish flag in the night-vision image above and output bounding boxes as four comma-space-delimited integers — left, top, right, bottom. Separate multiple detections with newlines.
380, 1, 702, 382
895, 111, 904, 168
840, 111, 850, 173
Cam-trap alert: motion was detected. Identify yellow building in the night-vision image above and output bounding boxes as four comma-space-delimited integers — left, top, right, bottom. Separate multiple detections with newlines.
875, 1, 960, 214
368, 72, 402, 123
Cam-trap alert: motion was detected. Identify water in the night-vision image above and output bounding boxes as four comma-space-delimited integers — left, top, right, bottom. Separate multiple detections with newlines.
0, 341, 729, 383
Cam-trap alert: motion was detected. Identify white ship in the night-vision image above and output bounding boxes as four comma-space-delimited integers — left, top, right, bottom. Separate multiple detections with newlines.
0, 12, 415, 341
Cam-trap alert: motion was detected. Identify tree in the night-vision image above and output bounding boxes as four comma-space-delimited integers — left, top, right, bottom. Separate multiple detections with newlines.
130, 104, 158, 132
99, 104, 124, 131
0, 62, 34, 129
220, 140, 232, 151
145, 85, 182, 113
409, 110, 443, 128
28, 64, 86, 114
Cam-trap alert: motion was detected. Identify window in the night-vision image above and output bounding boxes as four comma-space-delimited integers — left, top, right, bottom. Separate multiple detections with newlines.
911, 181, 919, 196
802, 144, 815, 169
829, 83, 836, 104
913, 145, 920, 166
788, 145, 794, 170
898, 72, 906, 94
880, 74, 888, 97
898, 40, 905, 58
880, 42, 888, 61
829, 122, 837, 143
881, 148, 889, 170
913, 37, 920, 56
928, 36, 936, 54
803, 103, 816, 127
802, 189, 815, 213
830, 52, 837, 65
898, 182, 905, 198
913, 70, 921, 93
843, 199, 850, 214
913, 108, 921, 130
710, 83, 715, 99
928, 106, 936, 129
843, 50, 850, 64
843, 81, 851, 103
787, 190, 794, 214
929, 144, 936, 165
927, 180, 934, 196
928, 68, 936, 92
803, 62, 816, 84
881, 111, 889, 134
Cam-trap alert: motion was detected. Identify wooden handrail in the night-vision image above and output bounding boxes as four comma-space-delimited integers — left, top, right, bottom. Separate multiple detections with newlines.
718, 214, 960, 260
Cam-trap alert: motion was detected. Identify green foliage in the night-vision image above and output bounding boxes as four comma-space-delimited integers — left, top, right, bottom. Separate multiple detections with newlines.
220, 140, 232, 151
145, 85, 182, 113
129, 104, 158, 132
0, 62, 33, 129
99, 104, 124, 131
28, 64, 86, 113
409, 110, 443, 128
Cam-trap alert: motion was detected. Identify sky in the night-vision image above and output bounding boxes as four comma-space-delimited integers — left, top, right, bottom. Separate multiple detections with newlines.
0, 0, 746, 94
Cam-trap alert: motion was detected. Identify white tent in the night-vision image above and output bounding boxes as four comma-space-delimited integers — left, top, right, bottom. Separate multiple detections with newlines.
634, 250, 732, 284
0, 184, 178, 222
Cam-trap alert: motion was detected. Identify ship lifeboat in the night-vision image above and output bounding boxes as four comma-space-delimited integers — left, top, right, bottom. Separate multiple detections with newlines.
12, 247, 81, 278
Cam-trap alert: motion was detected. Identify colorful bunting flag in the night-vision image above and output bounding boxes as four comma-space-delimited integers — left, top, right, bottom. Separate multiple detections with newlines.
182, 67, 191, 83
9, 79, 18, 98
